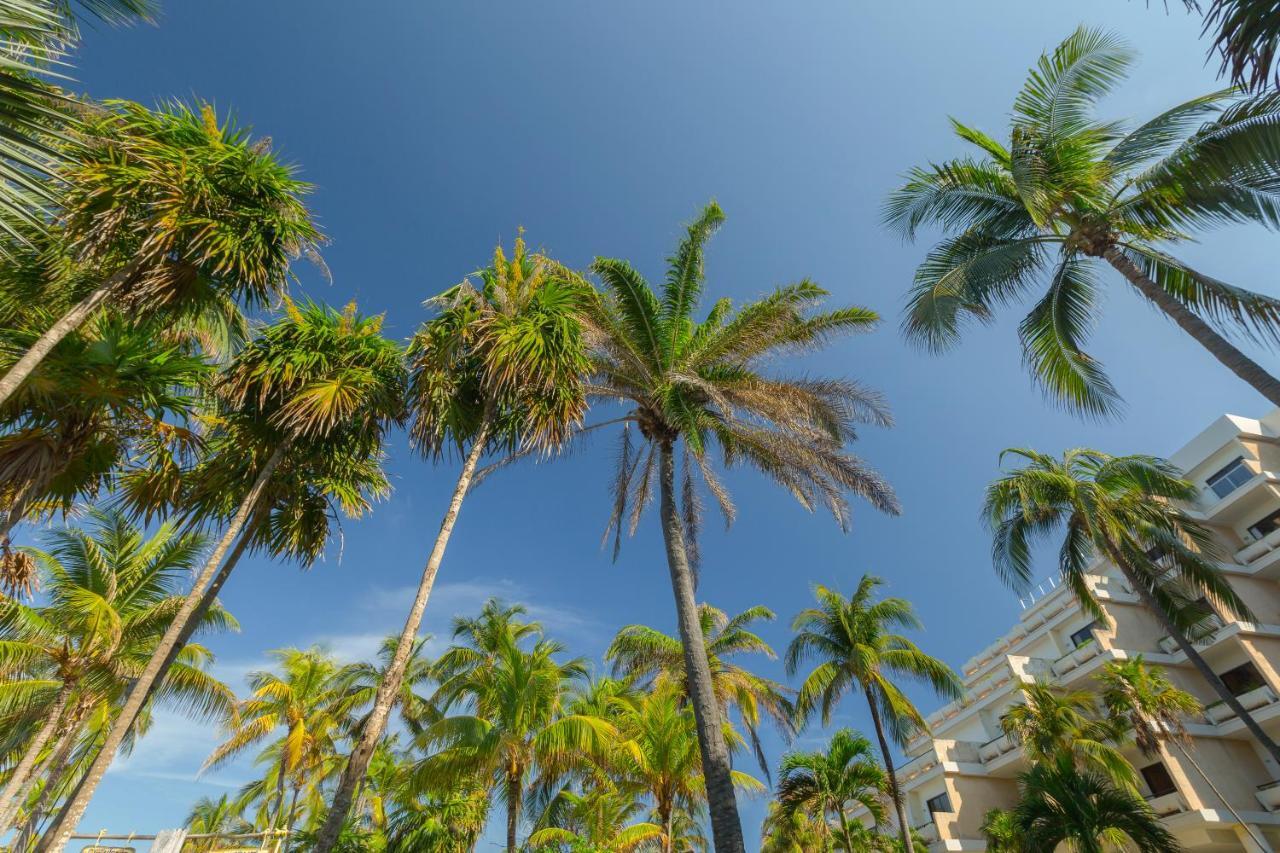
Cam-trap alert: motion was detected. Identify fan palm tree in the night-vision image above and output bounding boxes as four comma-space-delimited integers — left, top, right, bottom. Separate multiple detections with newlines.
0, 98, 322, 407
316, 235, 592, 852
983, 447, 1280, 765
582, 201, 898, 853
1012, 758, 1182, 852
411, 628, 614, 853
1098, 656, 1264, 846
999, 681, 1134, 788
785, 575, 962, 853
41, 300, 404, 852
0, 509, 235, 836
0, 312, 209, 597
205, 648, 359, 843
605, 603, 795, 776
884, 27, 1280, 414
775, 729, 886, 853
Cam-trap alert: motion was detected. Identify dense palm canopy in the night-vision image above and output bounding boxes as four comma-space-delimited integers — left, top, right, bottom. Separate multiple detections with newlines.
775, 729, 886, 852
1098, 656, 1202, 758
886, 27, 1280, 414
999, 681, 1134, 789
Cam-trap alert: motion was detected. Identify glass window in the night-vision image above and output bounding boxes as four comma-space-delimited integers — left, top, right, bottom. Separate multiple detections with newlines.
1219, 662, 1266, 697
1068, 622, 1096, 648
925, 792, 952, 815
1141, 762, 1177, 798
1207, 457, 1253, 499
1249, 508, 1280, 541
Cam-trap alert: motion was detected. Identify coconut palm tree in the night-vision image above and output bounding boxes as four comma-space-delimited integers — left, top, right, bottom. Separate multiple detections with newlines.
384, 781, 489, 853
0, 312, 209, 597
0, 509, 235, 836
1012, 758, 1182, 852
785, 575, 962, 853
183, 794, 253, 852
582, 202, 898, 853
605, 603, 795, 776
315, 235, 592, 852
775, 729, 886, 853
1098, 656, 1265, 846
0, 98, 322, 407
983, 447, 1280, 766
41, 300, 404, 852
411, 627, 614, 853
205, 648, 359, 845
999, 681, 1134, 788
339, 635, 438, 739
1176, 0, 1280, 92
884, 27, 1280, 414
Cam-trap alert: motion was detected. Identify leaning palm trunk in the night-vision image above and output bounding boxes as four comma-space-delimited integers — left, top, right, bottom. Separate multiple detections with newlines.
1169, 739, 1266, 848
1100, 538, 1280, 766
15, 713, 83, 852
1103, 247, 1280, 407
0, 263, 140, 408
0, 683, 74, 833
37, 443, 289, 853
864, 688, 913, 853
656, 443, 745, 853
313, 418, 493, 853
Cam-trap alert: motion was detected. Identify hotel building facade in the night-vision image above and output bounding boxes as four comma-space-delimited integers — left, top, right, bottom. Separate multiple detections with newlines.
854, 411, 1280, 851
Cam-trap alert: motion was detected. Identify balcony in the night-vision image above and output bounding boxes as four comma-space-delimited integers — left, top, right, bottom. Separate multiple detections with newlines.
1051, 639, 1101, 676
1256, 780, 1280, 811
1145, 791, 1188, 816
1239, 526, 1280, 565
1205, 685, 1280, 725
1157, 615, 1225, 655
978, 733, 1018, 763
912, 821, 939, 845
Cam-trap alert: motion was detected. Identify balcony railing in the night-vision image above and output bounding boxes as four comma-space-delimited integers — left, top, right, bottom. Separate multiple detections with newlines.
1145, 790, 1187, 816
1051, 638, 1101, 676
912, 821, 940, 844
978, 733, 1018, 763
1205, 685, 1280, 725
1157, 615, 1225, 655
1256, 780, 1280, 811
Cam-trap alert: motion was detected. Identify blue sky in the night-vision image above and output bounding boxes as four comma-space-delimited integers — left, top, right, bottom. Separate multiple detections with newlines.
54, 0, 1277, 847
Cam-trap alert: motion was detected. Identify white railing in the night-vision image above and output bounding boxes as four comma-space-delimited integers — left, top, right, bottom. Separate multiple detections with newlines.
1256, 780, 1280, 811
1145, 791, 1187, 816
978, 733, 1017, 763
1051, 639, 1101, 676
1205, 685, 1279, 724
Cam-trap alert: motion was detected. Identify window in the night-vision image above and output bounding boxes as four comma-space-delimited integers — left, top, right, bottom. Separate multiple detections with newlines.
1068, 622, 1097, 649
1141, 762, 1177, 798
1219, 662, 1266, 697
1207, 456, 1253, 499
1248, 508, 1280, 541
925, 792, 952, 815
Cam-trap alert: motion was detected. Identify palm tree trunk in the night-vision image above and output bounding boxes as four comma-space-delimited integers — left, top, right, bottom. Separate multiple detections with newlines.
281, 785, 300, 853
0, 683, 73, 833
1101, 539, 1280, 767
656, 442, 745, 853
837, 808, 856, 853
1104, 247, 1280, 407
0, 263, 139, 408
36, 442, 290, 853
1169, 739, 1268, 848
865, 687, 913, 853
15, 718, 81, 853
505, 774, 520, 853
661, 800, 674, 853
313, 417, 493, 853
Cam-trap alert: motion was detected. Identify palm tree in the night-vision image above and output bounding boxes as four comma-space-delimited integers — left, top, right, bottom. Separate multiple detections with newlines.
999, 681, 1134, 788
775, 729, 886, 852
582, 202, 898, 853
983, 447, 1280, 766
527, 787, 663, 852
0, 98, 321, 407
884, 27, 1280, 414
760, 802, 826, 853
980, 808, 1023, 853
384, 781, 489, 853
205, 648, 359, 845
1098, 656, 1265, 846
1174, 0, 1280, 92
1012, 758, 1182, 852
412, 626, 613, 853
605, 603, 795, 775
315, 235, 592, 851
0, 509, 235, 836
785, 575, 962, 853
339, 635, 439, 739
183, 794, 253, 852
41, 300, 404, 852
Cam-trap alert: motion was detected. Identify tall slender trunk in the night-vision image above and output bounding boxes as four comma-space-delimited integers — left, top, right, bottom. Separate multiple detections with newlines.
1104, 247, 1280, 407
1100, 538, 1280, 766
0, 263, 139, 409
15, 716, 81, 852
838, 806, 856, 853
656, 442, 745, 853
1169, 739, 1267, 848
0, 683, 74, 833
37, 442, 289, 853
660, 799, 674, 853
313, 418, 493, 853
865, 687, 913, 853
281, 785, 300, 853
505, 773, 520, 853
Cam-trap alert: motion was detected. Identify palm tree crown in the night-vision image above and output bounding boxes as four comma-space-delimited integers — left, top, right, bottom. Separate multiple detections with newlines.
885, 27, 1280, 414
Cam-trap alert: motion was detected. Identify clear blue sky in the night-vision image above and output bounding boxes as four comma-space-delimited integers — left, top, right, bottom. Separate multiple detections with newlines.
58, 1, 1274, 847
